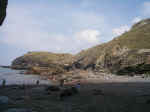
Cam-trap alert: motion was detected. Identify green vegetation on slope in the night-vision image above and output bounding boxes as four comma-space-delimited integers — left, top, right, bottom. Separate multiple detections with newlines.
115, 19, 150, 49
12, 19, 150, 75
74, 19, 150, 75
12, 52, 74, 75
12, 52, 74, 67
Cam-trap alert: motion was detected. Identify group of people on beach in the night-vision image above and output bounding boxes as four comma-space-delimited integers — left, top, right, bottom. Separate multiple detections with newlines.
0, 79, 40, 86
0, 78, 81, 92
1, 78, 81, 102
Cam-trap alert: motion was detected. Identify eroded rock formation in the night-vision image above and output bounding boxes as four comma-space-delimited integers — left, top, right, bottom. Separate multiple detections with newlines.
73, 19, 150, 75
11, 19, 150, 76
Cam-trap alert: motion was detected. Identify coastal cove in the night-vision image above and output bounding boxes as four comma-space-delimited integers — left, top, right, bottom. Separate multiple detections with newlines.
1, 1, 150, 111
0, 67, 51, 85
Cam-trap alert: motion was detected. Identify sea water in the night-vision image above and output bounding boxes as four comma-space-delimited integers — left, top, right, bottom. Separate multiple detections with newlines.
0, 67, 50, 85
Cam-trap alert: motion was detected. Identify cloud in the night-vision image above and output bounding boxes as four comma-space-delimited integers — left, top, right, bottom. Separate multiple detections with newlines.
111, 1, 150, 38
112, 25, 130, 37
142, 2, 150, 16
0, 2, 104, 54
132, 17, 141, 24
75, 29, 101, 44
0, 4, 68, 53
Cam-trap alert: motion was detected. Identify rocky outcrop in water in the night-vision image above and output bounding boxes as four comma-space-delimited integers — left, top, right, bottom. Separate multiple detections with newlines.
12, 52, 74, 75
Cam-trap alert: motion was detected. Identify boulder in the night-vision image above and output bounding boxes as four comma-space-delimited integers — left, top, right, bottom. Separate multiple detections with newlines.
59, 87, 79, 100
45, 85, 60, 92
71, 86, 79, 94
0, 96, 10, 104
146, 99, 150, 104
59, 88, 73, 100
93, 89, 104, 96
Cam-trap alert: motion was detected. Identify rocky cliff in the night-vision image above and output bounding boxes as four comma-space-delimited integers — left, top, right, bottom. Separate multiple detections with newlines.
74, 19, 150, 75
12, 19, 150, 76
12, 52, 74, 75
0, 0, 8, 26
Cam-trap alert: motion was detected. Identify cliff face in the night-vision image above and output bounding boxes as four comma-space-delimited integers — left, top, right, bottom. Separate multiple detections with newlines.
74, 19, 150, 75
0, 0, 8, 26
12, 19, 150, 75
12, 52, 75, 75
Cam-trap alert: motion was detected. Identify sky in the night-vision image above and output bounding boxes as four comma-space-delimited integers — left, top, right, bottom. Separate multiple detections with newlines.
0, 0, 150, 65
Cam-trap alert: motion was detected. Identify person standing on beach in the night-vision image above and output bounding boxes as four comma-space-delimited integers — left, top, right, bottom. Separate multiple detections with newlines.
2, 79, 6, 87
75, 82, 81, 91
60, 78, 65, 87
36, 80, 40, 85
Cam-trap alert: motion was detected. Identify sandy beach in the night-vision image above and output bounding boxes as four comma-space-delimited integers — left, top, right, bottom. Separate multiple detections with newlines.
1, 70, 150, 112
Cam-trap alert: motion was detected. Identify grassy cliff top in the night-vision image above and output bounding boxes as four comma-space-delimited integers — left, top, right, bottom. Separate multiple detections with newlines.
24, 52, 74, 62
12, 52, 74, 67
114, 18, 150, 49
75, 18, 150, 65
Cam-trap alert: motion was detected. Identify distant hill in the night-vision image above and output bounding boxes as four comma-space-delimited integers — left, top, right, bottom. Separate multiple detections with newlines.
12, 52, 74, 75
12, 19, 150, 75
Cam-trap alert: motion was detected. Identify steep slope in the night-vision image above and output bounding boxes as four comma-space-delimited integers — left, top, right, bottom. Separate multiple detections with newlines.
74, 19, 150, 75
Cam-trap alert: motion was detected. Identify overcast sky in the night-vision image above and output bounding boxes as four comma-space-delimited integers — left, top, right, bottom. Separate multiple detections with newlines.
0, 0, 150, 65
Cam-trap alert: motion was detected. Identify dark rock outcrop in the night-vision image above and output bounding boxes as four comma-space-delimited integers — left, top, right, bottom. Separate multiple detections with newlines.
45, 86, 60, 92
0, 0, 8, 26
59, 87, 79, 100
